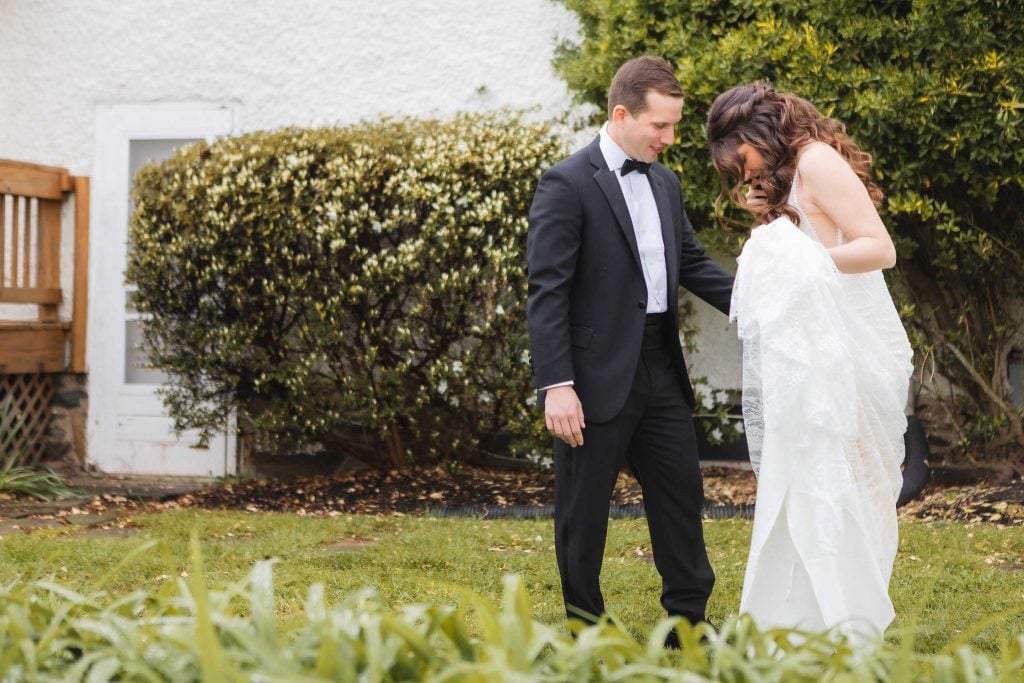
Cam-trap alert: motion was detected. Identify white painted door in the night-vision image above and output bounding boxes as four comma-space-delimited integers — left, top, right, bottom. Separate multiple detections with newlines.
89, 106, 237, 475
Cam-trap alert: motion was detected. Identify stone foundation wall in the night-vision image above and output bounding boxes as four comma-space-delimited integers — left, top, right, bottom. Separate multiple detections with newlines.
43, 373, 87, 466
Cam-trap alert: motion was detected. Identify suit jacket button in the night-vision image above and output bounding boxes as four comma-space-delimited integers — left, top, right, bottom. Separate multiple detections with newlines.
638, 301, 646, 308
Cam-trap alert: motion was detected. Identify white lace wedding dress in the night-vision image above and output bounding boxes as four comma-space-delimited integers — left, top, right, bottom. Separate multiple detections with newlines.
730, 179, 913, 638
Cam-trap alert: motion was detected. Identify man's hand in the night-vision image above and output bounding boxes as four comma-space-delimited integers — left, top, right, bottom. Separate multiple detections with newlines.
544, 386, 586, 447
745, 182, 768, 219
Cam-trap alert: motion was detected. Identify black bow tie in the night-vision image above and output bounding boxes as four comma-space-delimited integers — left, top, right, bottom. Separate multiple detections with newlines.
621, 159, 651, 176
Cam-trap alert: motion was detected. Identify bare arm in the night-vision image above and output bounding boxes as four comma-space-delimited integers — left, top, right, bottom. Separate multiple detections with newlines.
799, 144, 896, 273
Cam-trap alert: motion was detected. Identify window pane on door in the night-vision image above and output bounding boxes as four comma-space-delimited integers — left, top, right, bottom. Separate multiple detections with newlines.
125, 138, 198, 385
125, 318, 170, 384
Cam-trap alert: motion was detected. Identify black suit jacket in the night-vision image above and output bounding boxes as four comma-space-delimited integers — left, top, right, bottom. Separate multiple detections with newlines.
527, 135, 734, 423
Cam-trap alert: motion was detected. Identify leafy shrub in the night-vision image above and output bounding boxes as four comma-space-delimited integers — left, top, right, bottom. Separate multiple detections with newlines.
2, 546, 1021, 681
553, 0, 1024, 459
127, 113, 563, 468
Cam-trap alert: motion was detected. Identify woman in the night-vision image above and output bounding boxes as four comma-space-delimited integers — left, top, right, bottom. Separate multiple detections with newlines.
706, 82, 913, 638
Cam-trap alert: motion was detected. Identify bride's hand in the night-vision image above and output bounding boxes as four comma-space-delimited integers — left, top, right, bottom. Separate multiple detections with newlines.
745, 182, 768, 220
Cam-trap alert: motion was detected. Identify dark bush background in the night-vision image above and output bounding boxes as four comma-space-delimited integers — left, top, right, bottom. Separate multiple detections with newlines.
553, 0, 1024, 461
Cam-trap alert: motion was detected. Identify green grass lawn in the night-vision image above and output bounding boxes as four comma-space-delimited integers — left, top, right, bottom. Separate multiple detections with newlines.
1, 511, 1021, 654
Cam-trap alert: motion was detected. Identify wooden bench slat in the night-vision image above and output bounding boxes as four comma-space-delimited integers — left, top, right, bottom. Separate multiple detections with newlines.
0, 287, 63, 304
0, 160, 68, 200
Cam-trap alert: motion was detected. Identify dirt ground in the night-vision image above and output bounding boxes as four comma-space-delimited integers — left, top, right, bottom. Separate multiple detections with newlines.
1, 465, 1021, 534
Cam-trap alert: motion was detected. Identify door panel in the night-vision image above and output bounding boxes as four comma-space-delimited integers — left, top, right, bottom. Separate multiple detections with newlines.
89, 107, 236, 476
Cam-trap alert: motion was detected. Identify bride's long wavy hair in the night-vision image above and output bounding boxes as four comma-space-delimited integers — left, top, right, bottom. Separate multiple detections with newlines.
706, 82, 882, 226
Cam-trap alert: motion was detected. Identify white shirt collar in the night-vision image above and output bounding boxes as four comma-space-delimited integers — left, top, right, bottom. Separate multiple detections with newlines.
599, 122, 629, 173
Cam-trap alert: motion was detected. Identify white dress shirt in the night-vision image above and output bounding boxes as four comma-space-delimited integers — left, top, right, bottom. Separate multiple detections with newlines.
541, 126, 670, 392
598, 123, 668, 315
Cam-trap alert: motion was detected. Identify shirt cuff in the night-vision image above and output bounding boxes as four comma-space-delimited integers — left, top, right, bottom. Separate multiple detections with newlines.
540, 380, 574, 391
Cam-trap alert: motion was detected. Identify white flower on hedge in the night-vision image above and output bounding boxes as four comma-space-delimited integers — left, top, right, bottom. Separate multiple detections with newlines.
451, 360, 463, 373
700, 392, 715, 411
710, 427, 723, 442
715, 390, 730, 405
736, 420, 745, 434
437, 380, 448, 395
525, 393, 536, 407
494, 304, 505, 316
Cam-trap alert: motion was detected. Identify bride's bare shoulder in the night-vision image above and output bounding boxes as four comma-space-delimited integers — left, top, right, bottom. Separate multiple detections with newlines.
795, 142, 858, 189
794, 141, 843, 166
796, 141, 845, 169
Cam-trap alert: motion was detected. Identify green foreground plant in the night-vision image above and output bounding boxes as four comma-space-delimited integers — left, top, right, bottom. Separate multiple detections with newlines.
1, 536, 1021, 682
1, 512, 1022, 680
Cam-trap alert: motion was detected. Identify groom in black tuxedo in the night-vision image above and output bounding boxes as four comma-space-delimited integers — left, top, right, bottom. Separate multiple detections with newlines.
527, 56, 734, 627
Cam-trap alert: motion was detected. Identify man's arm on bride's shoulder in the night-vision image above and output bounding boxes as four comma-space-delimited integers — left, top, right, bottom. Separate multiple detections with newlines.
800, 144, 897, 273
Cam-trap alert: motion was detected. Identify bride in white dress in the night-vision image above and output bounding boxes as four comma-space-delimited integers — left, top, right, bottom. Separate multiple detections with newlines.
706, 83, 914, 638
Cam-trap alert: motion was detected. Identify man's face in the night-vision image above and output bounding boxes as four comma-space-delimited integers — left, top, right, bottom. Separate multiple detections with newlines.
613, 91, 683, 163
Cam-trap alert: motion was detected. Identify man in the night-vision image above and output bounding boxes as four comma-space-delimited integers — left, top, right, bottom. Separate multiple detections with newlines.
526, 56, 734, 633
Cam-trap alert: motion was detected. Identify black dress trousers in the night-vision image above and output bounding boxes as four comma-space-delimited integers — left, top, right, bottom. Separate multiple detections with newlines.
552, 312, 714, 624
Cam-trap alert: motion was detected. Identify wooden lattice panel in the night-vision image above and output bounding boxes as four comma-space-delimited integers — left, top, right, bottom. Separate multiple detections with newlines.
0, 373, 54, 466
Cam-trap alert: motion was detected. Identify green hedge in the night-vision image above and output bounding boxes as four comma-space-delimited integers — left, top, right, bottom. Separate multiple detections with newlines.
553, 0, 1024, 458
127, 114, 563, 468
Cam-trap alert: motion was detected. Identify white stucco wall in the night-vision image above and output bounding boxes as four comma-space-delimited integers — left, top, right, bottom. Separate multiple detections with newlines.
0, 0, 584, 171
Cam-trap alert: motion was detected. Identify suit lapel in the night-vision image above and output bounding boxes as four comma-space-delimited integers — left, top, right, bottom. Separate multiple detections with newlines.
588, 139, 642, 272
650, 172, 679, 295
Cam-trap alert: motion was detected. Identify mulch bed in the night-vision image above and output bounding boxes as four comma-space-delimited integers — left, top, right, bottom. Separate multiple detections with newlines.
161, 465, 759, 515
1, 465, 1022, 526
898, 480, 1024, 526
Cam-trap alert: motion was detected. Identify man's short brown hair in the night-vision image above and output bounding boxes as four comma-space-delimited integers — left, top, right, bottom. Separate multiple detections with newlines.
607, 56, 684, 119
